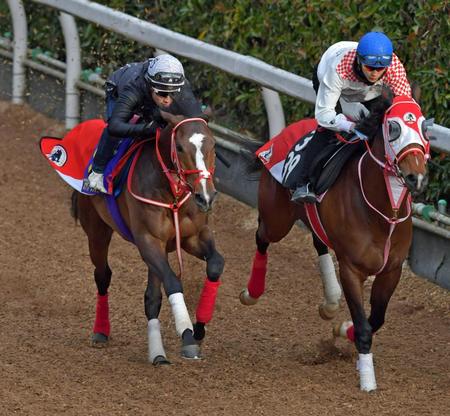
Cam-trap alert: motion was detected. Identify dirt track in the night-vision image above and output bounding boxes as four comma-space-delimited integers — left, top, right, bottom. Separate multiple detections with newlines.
0, 101, 449, 415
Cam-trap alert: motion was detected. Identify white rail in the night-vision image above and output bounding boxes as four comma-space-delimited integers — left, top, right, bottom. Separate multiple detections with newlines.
4, 0, 450, 150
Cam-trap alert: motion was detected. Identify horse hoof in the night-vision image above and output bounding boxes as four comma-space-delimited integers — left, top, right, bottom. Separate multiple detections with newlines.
333, 321, 353, 340
318, 303, 340, 320
181, 344, 202, 360
239, 288, 258, 306
152, 355, 171, 366
193, 322, 206, 342
91, 332, 109, 348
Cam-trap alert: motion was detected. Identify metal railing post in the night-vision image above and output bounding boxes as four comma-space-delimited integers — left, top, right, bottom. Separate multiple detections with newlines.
261, 87, 286, 138
59, 12, 81, 129
7, 0, 27, 104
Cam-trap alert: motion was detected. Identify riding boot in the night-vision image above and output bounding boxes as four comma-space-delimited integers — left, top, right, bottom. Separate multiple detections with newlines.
88, 127, 118, 193
290, 128, 334, 203
91, 127, 118, 174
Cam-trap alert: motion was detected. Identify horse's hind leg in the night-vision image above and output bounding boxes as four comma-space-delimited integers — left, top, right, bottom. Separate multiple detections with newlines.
240, 226, 269, 305
312, 234, 342, 320
145, 270, 170, 366
76, 194, 113, 347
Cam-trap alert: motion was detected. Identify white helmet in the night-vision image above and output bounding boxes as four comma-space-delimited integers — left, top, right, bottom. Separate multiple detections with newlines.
146, 54, 185, 93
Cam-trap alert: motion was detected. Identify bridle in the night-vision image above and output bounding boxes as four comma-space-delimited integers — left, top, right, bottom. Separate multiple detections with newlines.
155, 117, 214, 198
127, 117, 215, 276
356, 98, 430, 274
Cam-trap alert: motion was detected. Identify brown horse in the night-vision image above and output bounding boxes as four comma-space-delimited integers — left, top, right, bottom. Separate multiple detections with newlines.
72, 113, 224, 365
240, 94, 430, 390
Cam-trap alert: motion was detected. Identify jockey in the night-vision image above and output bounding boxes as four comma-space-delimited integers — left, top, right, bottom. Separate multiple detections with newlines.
88, 53, 202, 193
290, 31, 412, 203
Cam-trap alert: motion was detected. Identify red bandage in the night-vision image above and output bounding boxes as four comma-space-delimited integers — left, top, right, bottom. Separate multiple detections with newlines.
93, 293, 110, 337
247, 251, 268, 299
347, 324, 355, 342
196, 279, 221, 324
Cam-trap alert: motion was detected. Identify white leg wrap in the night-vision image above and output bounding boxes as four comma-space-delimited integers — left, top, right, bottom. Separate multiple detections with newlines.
168, 293, 193, 337
147, 319, 166, 362
319, 254, 342, 304
357, 353, 377, 392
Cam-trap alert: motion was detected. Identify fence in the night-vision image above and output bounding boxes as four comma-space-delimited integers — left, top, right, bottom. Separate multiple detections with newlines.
2, 0, 449, 289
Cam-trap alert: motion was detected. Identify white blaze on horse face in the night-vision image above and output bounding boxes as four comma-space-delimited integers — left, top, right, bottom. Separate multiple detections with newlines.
189, 133, 211, 200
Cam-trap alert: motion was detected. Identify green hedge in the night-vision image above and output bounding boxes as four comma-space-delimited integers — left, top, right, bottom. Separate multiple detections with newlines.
0, 0, 448, 201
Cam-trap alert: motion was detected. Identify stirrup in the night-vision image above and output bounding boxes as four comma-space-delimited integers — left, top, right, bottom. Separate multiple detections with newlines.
88, 171, 107, 193
290, 184, 317, 204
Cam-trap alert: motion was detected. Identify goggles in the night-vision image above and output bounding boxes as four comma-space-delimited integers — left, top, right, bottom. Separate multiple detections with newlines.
152, 89, 171, 98
149, 71, 184, 85
357, 54, 392, 68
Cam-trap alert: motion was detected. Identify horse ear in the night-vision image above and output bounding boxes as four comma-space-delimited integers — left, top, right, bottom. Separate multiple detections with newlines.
381, 86, 394, 105
410, 81, 421, 103
160, 110, 183, 126
202, 105, 213, 120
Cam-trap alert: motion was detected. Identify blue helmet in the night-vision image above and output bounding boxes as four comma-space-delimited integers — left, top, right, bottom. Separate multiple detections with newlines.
357, 32, 393, 67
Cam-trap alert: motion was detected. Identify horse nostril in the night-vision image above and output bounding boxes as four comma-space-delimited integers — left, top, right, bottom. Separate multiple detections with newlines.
405, 174, 418, 190
195, 193, 208, 209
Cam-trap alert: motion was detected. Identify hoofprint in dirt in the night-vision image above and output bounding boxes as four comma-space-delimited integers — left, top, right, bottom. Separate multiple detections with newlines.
0, 101, 448, 415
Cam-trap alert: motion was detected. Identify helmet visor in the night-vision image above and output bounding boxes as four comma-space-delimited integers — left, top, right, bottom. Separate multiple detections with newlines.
358, 54, 392, 67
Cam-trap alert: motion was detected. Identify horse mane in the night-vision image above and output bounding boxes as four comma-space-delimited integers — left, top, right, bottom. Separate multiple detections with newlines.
354, 87, 393, 140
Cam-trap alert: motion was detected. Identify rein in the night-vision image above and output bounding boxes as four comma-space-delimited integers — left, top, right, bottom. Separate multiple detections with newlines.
127, 117, 213, 276
357, 123, 426, 275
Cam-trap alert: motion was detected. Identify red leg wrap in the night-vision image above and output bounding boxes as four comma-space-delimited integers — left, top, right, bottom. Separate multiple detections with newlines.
247, 251, 268, 299
347, 324, 355, 342
93, 293, 110, 337
196, 278, 221, 324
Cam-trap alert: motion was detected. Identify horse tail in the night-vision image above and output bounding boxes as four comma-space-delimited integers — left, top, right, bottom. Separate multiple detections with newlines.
241, 141, 264, 176
70, 190, 79, 223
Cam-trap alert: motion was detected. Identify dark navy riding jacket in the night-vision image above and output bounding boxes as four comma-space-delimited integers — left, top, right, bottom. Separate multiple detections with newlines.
106, 60, 202, 139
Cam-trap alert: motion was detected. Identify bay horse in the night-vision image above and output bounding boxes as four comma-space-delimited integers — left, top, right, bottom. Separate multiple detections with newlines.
72, 113, 224, 365
240, 93, 430, 390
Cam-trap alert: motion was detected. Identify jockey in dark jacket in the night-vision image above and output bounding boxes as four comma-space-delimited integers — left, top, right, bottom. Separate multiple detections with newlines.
88, 53, 202, 193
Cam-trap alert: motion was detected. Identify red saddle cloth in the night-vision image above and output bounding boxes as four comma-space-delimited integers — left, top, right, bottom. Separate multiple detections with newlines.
255, 118, 318, 184
40, 119, 106, 194
255, 118, 332, 249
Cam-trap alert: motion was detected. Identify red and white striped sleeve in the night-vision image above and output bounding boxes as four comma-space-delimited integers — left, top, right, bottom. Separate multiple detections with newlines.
383, 54, 412, 97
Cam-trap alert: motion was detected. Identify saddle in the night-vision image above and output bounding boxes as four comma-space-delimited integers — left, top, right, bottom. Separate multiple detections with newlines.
308, 139, 364, 195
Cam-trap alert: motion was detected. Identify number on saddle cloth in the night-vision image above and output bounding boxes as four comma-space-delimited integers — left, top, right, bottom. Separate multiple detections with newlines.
281, 130, 315, 189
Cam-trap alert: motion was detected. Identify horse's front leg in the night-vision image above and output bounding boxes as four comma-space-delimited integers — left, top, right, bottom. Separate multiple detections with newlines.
145, 270, 171, 366
136, 235, 200, 361
337, 263, 377, 392
182, 227, 224, 343
368, 266, 402, 333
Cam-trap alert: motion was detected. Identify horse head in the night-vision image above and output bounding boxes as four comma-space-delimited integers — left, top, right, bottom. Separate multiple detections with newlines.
382, 96, 430, 195
355, 91, 430, 197
160, 111, 217, 212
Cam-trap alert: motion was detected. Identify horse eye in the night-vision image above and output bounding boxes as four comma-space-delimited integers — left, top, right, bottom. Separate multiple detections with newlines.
388, 121, 401, 141
176, 144, 183, 152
